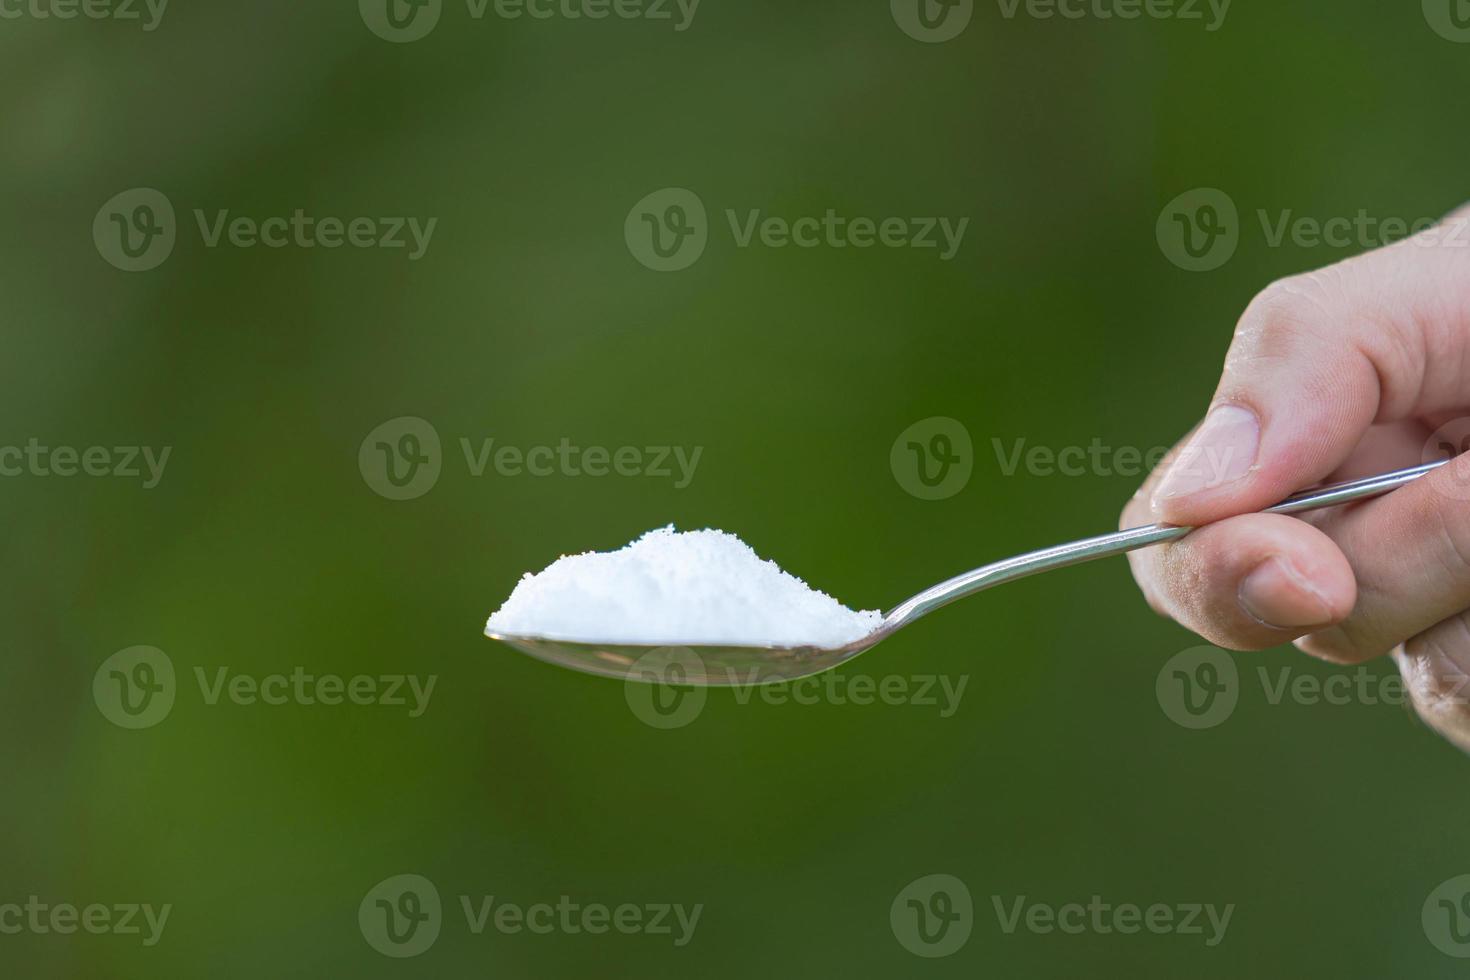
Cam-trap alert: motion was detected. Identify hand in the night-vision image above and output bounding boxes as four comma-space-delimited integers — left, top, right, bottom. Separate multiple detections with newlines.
1122, 205, 1470, 751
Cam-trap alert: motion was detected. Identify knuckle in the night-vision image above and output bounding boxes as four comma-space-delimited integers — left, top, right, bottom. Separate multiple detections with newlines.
1226, 273, 1350, 385
1233, 262, 1423, 415
1240, 272, 1344, 344
1400, 619, 1470, 730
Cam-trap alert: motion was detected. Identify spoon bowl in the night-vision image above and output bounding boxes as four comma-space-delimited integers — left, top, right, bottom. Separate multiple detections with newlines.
487, 461, 1447, 687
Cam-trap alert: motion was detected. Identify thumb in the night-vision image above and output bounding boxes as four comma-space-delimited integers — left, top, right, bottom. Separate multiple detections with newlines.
1151, 212, 1470, 526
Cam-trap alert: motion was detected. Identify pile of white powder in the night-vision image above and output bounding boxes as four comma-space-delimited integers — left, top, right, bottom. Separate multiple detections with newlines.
485, 526, 882, 648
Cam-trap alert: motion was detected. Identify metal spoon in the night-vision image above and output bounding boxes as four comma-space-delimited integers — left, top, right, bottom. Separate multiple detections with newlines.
485, 460, 1448, 687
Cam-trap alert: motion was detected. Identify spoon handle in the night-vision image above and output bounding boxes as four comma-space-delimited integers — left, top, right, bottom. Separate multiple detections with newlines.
881, 459, 1451, 631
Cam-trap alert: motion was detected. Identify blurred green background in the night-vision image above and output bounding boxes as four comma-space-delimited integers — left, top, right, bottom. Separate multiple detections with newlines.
4, 0, 1470, 975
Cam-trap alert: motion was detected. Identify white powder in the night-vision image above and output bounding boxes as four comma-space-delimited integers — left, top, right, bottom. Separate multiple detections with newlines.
485, 526, 883, 648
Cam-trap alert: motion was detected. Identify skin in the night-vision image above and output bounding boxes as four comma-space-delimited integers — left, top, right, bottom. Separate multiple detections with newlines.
1121, 204, 1470, 751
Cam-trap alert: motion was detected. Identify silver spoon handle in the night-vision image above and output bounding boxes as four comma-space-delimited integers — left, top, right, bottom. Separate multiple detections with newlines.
881, 459, 1450, 632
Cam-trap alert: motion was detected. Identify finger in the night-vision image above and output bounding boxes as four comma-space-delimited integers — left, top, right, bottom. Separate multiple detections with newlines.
1149, 211, 1470, 526
1121, 512, 1355, 650
1394, 611, 1470, 753
1121, 420, 1429, 619
1292, 453, 1470, 663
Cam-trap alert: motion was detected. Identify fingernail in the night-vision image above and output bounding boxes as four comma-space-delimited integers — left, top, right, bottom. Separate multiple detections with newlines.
1151, 404, 1259, 513
1238, 556, 1335, 630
